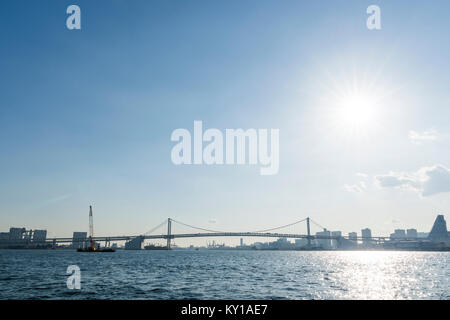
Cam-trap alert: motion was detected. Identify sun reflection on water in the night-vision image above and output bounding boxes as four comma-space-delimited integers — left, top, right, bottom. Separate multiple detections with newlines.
320, 251, 438, 300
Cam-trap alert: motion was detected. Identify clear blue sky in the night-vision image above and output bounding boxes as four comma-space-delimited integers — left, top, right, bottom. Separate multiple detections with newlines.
1, 1, 449, 244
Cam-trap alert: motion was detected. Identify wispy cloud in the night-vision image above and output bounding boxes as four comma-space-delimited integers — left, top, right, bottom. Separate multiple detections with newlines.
375, 164, 450, 197
344, 182, 366, 193
39, 194, 72, 207
345, 173, 368, 193
408, 128, 438, 145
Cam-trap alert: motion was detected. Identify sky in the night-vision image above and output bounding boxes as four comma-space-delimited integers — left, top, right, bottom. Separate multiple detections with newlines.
0, 0, 449, 245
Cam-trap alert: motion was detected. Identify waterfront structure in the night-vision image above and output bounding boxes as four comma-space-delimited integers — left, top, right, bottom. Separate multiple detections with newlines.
295, 238, 308, 248
361, 228, 372, 246
32, 230, 47, 243
272, 237, 292, 249
390, 229, 406, 240
428, 215, 448, 241
348, 232, 358, 241
316, 230, 331, 249
1, 214, 449, 251
9, 227, 26, 242
72, 232, 87, 249
331, 231, 342, 248
125, 236, 143, 250
417, 232, 429, 238
0, 232, 9, 241
406, 229, 417, 239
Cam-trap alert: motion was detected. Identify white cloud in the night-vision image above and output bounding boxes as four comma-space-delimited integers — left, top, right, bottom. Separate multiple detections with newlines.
344, 182, 366, 193
409, 129, 438, 145
375, 164, 450, 197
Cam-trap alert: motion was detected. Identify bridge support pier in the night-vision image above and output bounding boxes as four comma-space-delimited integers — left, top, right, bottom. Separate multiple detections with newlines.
167, 218, 172, 250
306, 217, 311, 248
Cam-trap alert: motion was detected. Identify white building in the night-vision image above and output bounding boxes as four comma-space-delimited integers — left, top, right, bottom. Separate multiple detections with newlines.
331, 231, 342, 249
316, 230, 331, 249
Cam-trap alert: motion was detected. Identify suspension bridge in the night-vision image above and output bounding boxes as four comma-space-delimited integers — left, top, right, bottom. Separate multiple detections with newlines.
43, 217, 392, 249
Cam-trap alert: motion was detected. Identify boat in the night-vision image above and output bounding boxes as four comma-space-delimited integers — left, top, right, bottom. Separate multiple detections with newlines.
77, 205, 115, 252
77, 247, 115, 252
144, 244, 168, 250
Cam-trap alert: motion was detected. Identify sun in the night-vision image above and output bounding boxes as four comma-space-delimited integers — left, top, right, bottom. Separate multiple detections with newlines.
336, 93, 377, 128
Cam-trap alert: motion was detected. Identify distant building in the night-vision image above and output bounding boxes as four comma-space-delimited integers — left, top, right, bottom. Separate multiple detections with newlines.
428, 215, 448, 241
23, 230, 33, 241
32, 230, 47, 243
271, 237, 292, 250
331, 231, 342, 248
316, 230, 331, 249
348, 232, 358, 241
72, 232, 87, 249
295, 238, 308, 248
0, 232, 9, 241
406, 229, 417, 239
125, 236, 143, 250
390, 229, 406, 240
361, 228, 372, 245
417, 232, 429, 238
9, 227, 26, 243
240, 238, 244, 247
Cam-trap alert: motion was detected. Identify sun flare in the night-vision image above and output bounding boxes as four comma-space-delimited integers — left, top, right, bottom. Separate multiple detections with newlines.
336, 93, 377, 128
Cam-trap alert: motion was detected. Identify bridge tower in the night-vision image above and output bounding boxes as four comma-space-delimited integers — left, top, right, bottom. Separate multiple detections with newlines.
306, 217, 311, 248
167, 218, 172, 250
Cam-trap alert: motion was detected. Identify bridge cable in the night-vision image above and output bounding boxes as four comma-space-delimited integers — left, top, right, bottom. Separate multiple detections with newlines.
143, 219, 168, 235
248, 218, 307, 233
309, 218, 326, 231
171, 217, 308, 234
170, 219, 227, 233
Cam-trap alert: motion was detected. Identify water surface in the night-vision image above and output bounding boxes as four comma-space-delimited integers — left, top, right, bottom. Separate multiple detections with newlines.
0, 250, 448, 299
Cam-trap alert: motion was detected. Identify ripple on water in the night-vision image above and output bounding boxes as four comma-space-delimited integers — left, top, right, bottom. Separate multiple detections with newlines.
0, 250, 448, 299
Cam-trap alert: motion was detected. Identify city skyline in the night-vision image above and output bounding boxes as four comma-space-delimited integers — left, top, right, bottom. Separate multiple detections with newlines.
0, 212, 447, 249
1, 1, 450, 245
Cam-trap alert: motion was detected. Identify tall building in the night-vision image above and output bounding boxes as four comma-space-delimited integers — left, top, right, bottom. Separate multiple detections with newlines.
9, 227, 26, 242
240, 238, 244, 247
348, 232, 358, 241
32, 230, 47, 243
428, 215, 448, 241
72, 232, 87, 249
361, 228, 372, 245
